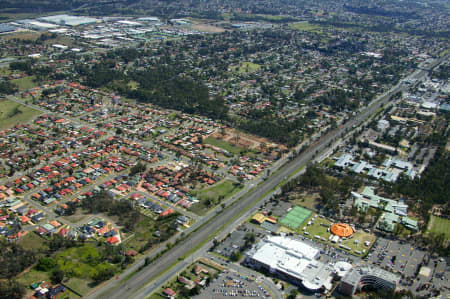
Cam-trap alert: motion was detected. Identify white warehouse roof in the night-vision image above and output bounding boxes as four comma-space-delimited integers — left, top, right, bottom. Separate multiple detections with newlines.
247, 236, 333, 291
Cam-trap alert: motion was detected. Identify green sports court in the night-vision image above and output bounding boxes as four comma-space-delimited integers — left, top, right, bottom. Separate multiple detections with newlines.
280, 206, 312, 230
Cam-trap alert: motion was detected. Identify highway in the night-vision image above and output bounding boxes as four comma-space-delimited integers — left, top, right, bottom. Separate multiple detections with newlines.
89, 56, 446, 299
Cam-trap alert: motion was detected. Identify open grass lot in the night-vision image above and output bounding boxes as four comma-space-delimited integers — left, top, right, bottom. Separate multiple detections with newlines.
230, 61, 261, 74
300, 214, 376, 256
54, 243, 118, 279
18, 269, 82, 298
0, 98, 41, 128
65, 277, 92, 297
0, 67, 11, 76
427, 215, 450, 239
12, 76, 37, 90
190, 179, 243, 215
320, 157, 336, 168
148, 294, 166, 299
204, 136, 244, 154
291, 192, 320, 211
289, 21, 323, 32
18, 269, 50, 288
18, 232, 48, 251
124, 213, 178, 253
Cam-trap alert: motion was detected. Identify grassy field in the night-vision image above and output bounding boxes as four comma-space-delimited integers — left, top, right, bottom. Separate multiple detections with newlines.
230, 61, 261, 74
12, 76, 37, 91
0, 67, 11, 76
127, 80, 139, 90
300, 214, 376, 256
17, 269, 83, 298
190, 179, 243, 215
65, 277, 92, 297
427, 215, 450, 239
17, 269, 50, 288
204, 136, 244, 154
289, 22, 323, 32
291, 193, 320, 211
0, 98, 41, 128
54, 244, 118, 279
18, 232, 48, 251
320, 157, 336, 168
124, 214, 162, 252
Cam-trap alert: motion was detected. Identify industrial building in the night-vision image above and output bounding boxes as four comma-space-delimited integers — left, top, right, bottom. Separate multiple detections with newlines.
246, 236, 334, 292
38, 15, 100, 27
0, 24, 17, 34
339, 266, 400, 295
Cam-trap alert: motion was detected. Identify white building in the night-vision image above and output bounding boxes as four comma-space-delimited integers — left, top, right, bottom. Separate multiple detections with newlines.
246, 236, 334, 292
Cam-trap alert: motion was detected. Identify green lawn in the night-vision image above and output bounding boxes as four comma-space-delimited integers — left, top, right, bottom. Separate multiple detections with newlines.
204, 136, 243, 155
12, 76, 37, 91
54, 244, 118, 279
65, 277, 92, 296
289, 22, 323, 32
341, 231, 376, 254
190, 179, 243, 215
17, 269, 50, 288
0, 67, 11, 76
428, 215, 450, 239
0, 98, 41, 128
320, 158, 336, 168
230, 61, 261, 74
18, 269, 83, 298
300, 215, 376, 256
291, 193, 320, 211
18, 232, 48, 251
127, 80, 139, 90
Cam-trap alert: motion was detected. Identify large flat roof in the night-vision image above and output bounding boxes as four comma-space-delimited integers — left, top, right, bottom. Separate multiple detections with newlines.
248, 236, 333, 290
38, 15, 100, 26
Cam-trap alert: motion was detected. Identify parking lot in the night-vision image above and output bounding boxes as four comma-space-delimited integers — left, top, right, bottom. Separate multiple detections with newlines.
366, 238, 424, 277
215, 223, 265, 259
195, 269, 271, 298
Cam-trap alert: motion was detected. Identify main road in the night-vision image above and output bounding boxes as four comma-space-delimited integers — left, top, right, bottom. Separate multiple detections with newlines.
90, 58, 444, 299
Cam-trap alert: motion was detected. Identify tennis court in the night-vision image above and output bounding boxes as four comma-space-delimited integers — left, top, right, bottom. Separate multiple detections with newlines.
280, 206, 312, 230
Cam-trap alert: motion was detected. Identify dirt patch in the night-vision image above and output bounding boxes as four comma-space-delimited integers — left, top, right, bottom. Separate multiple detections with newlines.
191, 24, 226, 33
210, 128, 287, 151
1, 30, 41, 40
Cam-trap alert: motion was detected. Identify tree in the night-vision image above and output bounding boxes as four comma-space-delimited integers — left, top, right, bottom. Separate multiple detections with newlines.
130, 161, 146, 175
230, 251, 242, 262
93, 267, 115, 283
51, 269, 65, 284
287, 289, 298, 299
36, 257, 56, 272
0, 280, 26, 299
